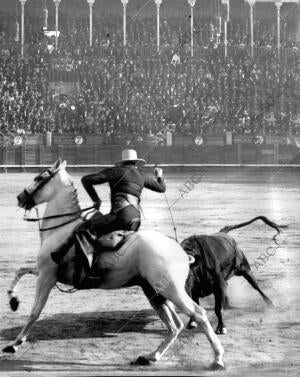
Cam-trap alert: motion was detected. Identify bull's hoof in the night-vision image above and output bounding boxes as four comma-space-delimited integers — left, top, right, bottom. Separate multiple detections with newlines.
186, 320, 198, 329
2, 345, 16, 353
215, 327, 227, 335
10, 297, 20, 312
265, 298, 275, 308
131, 356, 151, 366
208, 361, 225, 371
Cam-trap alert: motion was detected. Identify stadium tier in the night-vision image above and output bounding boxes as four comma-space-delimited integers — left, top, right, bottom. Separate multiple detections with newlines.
0, 0, 299, 141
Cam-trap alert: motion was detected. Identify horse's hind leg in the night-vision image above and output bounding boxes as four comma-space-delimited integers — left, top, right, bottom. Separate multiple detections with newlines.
236, 253, 274, 307
3, 267, 56, 353
8, 267, 38, 311
165, 286, 224, 370
132, 283, 184, 365
165, 300, 183, 329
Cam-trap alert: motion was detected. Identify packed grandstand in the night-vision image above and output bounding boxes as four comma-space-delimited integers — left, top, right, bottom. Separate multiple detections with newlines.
0, 0, 299, 141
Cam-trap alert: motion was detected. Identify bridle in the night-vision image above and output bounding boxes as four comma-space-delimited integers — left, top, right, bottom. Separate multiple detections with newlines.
22, 168, 96, 231
24, 206, 96, 232
21, 169, 55, 211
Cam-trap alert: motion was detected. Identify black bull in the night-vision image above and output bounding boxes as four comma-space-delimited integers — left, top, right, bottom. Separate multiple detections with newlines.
181, 216, 287, 334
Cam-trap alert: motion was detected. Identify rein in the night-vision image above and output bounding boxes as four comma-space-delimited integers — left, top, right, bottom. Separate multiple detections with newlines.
24, 204, 96, 232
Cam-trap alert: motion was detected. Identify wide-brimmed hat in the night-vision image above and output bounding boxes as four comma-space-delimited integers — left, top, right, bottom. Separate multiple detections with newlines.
115, 149, 146, 165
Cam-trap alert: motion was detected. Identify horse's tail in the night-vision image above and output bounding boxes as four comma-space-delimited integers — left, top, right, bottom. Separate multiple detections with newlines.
8, 267, 38, 311
219, 216, 288, 243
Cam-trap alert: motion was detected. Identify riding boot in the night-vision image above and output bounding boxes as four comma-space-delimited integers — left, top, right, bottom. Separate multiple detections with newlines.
73, 248, 104, 290
51, 219, 94, 265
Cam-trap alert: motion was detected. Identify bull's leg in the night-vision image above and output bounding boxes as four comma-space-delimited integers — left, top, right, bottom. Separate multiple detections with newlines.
186, 289, 199, 329
132, 286, 184, 365
224, 294, 233, 309
236, 255, 274, 307
240, 269, 274, 307
214, 286, 227, 335
8, 267, 38, 311
3, 267, 56, 353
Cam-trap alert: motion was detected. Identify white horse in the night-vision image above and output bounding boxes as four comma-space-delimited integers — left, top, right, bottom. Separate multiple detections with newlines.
3, 159, 224, 369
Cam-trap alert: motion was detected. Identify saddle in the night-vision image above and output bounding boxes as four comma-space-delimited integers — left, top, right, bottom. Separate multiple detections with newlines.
52, 229, 134, 290
76, 229, 133, 263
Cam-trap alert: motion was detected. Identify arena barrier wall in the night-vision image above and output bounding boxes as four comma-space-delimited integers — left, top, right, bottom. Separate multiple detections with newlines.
0, 142, 300, 172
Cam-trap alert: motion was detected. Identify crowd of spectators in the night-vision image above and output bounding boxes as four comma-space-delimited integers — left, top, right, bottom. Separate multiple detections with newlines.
0, 9, 299, 140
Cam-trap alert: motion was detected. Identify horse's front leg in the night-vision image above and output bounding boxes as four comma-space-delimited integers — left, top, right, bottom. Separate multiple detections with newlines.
8, 266, 38, 311
3, 266, 57, 353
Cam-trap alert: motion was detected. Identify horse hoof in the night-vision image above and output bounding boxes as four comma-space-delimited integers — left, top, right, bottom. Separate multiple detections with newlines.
187, 321, 198, 329
215, 327, 227, 335
208, 361, 225, 371
2, 345, 16, 353
131, 356, 151, 366
10, 297, 20, 312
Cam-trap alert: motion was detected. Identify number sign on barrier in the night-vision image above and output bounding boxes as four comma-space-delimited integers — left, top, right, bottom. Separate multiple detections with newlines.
195, 136, 204, 146
253, 135, 264, 145
13, 136, 23, 145
74, 136, 84, 145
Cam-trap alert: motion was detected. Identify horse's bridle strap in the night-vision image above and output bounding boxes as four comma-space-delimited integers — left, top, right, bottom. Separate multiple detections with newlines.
24, 169, 54, 198
24, 204, 97, 232
39, 216, 80, 232
22, 167, 97, 232
23, 204, 97, 222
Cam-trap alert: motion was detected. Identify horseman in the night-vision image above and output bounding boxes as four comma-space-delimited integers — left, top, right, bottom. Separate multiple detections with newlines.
78, 148, 166, 237
52, 149, 165, 265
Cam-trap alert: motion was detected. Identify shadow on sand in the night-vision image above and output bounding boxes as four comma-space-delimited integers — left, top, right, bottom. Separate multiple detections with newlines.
0, 309, 166, 342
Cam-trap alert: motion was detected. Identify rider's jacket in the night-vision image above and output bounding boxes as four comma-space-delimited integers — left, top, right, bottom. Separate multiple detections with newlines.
81, 165, 166, 213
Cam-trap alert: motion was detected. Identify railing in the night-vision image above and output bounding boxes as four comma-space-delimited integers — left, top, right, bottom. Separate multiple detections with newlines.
1, 138, 299, 169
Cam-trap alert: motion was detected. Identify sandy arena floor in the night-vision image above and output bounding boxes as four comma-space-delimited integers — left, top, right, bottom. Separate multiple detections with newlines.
0, 167, 299, 376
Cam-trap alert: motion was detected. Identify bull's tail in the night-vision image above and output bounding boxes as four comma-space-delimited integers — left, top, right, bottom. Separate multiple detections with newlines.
219, 216, 288, 243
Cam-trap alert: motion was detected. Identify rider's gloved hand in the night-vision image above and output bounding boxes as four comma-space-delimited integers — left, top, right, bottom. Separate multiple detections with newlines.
93, 200, 101, 211
154, 167, 163, 179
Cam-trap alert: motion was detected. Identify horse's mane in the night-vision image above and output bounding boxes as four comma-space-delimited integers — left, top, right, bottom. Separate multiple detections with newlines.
54, 170, 81, 213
